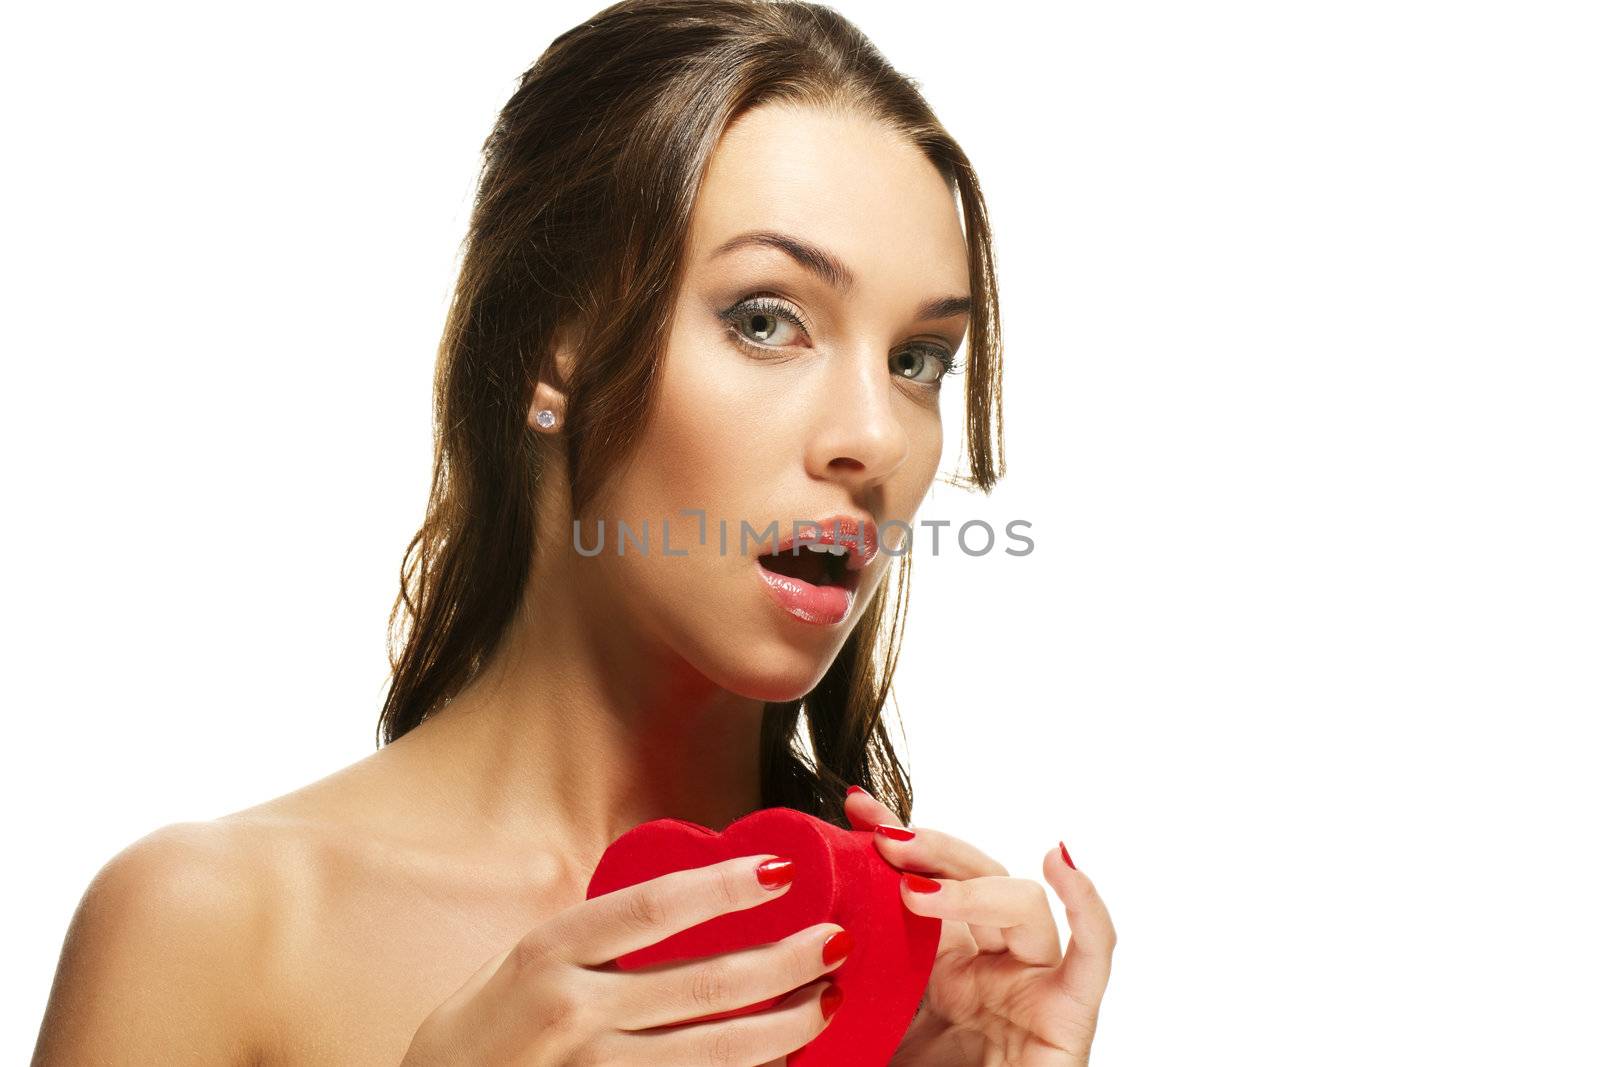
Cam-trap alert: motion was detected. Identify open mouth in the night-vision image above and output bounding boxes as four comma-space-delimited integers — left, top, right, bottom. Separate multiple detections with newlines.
752, 515, 878, 626
756, 542, 858, 591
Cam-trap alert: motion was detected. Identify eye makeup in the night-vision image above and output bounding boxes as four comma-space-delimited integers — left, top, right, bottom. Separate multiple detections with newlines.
716, 291, 963, 386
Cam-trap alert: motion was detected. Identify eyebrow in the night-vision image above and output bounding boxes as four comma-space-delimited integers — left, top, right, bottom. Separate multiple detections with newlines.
710, 229, 972, 322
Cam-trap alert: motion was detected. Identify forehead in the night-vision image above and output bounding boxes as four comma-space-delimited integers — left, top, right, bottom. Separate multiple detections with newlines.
687, 102, 969, 296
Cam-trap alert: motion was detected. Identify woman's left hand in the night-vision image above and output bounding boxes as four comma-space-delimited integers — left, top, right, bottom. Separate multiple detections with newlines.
843, 786, 1116, 1067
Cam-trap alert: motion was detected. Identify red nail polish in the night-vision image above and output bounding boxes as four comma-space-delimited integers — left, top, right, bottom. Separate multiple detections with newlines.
902, 872, 942, 893
822, 929, 853, 966
874, 824, 916, 841
757, 857, 796, 889
820, 983, 844, 1020
1058, 840, 1077, 870
845, 785, 869, 799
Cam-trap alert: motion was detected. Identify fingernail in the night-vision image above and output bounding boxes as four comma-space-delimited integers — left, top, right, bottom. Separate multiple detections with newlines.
902, 872, 942, 893
821, 928, 853, 966
820, 982, 844, 1020
874, 824, 916, 842
845, 785, 870, 799
1059, 840, 1077, 870
757, 857, 796, 889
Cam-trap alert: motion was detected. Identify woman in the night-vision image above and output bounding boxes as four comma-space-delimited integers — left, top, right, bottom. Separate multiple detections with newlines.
34, 1, 1115, 1063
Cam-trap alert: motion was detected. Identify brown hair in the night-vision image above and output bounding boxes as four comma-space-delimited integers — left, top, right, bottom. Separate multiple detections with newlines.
376, 0, 1005, 829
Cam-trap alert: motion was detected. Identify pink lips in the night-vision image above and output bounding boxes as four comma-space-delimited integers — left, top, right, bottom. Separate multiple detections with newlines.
766, 515, 879, 572
754, 513, 879, 627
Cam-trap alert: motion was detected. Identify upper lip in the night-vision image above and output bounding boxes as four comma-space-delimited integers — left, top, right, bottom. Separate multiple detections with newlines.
760, 512, 879, 572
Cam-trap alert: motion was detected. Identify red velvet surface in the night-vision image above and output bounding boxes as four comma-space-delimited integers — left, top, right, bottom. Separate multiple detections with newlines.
585, 806, 940, 1066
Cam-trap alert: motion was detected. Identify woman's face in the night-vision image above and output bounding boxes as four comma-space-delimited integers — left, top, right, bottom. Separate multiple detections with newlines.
578, 102, 972, 702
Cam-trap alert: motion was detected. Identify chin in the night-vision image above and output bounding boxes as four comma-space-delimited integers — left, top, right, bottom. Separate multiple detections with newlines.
709, 637, 843, 704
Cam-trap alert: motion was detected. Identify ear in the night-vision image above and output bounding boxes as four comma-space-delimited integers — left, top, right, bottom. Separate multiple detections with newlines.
527, 321, 581, 433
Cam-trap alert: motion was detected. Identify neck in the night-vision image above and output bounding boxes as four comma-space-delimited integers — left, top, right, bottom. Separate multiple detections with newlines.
386, 541, 767, 879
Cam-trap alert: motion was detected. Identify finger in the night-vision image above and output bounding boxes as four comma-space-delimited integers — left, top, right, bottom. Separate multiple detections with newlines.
970, 920, 1009, 955
843, 784, 897, 831
936, 909, 981, 956
867, 823, 1009, 881
854, 804, 1006, 953
1041, 843, 1116, 1005
603, 977, 841, 1066
543, 853, 797, 967
868, 823, 1012, 953
900, 873, 1061, 966
606, 922, 850, 1031
846, 790, 1007, 954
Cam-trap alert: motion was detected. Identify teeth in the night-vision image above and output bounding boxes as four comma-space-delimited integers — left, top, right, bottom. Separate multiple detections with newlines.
801, 543, 850, 556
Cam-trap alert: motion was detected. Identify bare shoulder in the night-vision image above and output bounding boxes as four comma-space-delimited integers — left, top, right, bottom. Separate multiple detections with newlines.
32, 817, 290, 1065
33, 739, 539, 1065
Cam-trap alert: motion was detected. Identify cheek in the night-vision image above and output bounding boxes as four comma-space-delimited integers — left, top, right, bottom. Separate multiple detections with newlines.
584, 322, 770, 603
883, 407, 943, 526
915, 414, 944, 483
583, 327, 798, 687
632, 321, 776, 514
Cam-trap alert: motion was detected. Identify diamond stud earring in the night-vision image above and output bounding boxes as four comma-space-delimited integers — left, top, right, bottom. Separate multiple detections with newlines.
534, 409, 558, 430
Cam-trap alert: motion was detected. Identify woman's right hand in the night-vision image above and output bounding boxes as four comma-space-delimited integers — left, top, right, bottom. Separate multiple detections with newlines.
399, 853, 849, 1067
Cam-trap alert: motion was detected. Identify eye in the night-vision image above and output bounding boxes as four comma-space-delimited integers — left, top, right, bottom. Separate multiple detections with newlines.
891, 345, 962, 386
720, 295, 811, 351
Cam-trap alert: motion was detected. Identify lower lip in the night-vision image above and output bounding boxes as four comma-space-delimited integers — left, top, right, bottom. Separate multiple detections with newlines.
755, 562, 854, 626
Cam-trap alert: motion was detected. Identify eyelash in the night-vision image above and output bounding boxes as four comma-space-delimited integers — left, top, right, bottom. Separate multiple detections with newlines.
718, 294, 964, 383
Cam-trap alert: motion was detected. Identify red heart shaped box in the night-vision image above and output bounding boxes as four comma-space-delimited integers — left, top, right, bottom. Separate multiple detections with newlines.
585, 806, 940, 1066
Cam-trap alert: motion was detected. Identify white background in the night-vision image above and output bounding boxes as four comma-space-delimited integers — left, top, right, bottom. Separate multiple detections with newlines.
4, 1, 1597, 1062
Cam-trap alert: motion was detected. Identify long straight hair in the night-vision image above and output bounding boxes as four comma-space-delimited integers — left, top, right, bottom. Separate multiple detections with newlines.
376, 0, 1005, 829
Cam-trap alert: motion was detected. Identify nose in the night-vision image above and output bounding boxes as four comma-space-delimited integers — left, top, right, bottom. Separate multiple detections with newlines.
804, 343, 911, 488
